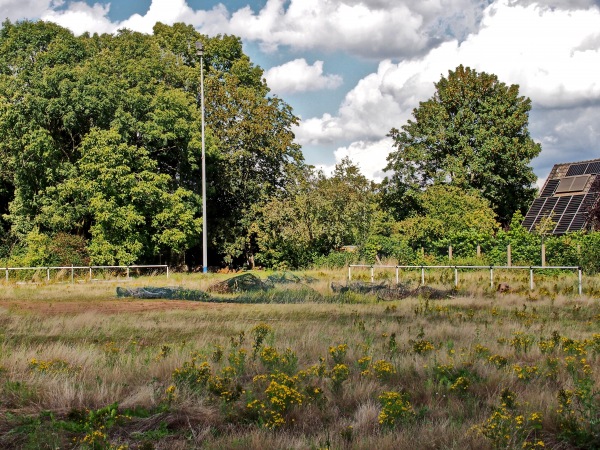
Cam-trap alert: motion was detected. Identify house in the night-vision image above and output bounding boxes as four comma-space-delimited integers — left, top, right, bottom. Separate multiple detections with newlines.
522, 158, 600, 234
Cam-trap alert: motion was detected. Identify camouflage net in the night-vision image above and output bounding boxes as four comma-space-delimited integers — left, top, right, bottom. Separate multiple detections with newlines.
208, 272, 317, 294
207, 273, 271, 294
330, 282, 455, 300
116, 286, 210, 301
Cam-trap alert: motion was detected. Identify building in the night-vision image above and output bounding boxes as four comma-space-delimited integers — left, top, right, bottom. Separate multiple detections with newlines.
522, 158, 600, 234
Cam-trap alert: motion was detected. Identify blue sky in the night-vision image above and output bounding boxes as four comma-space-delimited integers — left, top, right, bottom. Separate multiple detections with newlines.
2, 0, 600, 184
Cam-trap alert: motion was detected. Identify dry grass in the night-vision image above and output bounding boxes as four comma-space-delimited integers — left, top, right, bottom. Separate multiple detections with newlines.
0, 270, 598, 449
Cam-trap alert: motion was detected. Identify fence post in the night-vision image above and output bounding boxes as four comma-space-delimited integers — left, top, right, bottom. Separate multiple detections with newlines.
89, 267, 92, 281
126, 266, 130, 279
348, 266, 352, 282
454, 266, 458, 287
47, 267, 50, 282
421, 266, 425, 286
578, 268, 582, 296
490, 266, 494, 288
5, 268, 8, 283
370, 266, 374, 283
167, 265, 170, 279
71, 265, 74, 284
395, 267, 399, 284
449, 245, 453, 260
530, 268, 534, 290
477, 245, 481, 259
541, 243, 546, 267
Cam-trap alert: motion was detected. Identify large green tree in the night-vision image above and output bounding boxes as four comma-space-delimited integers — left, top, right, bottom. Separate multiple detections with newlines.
0, 21, 302, 266
383, 65, 541, 225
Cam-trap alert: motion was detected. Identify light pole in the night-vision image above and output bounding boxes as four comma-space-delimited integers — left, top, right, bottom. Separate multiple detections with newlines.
196, 41, 207, 274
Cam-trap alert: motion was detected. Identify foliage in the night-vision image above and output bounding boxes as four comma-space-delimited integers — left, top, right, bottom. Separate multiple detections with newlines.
251, 159, 378, 268
0, 21, 302, 266
392, 185, 498, 255
9, 229, 89, 267
384, 65, 540, 225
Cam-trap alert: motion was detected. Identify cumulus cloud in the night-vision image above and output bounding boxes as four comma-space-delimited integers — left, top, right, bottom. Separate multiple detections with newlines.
297, 0, 600, 180
41, 1, 114, 35
264, 59, 342, 94
0, 0, 54, 22
32, 0, 233, 37
2, 0, 507, 58
509, 0, 600, 8
226, 0, 429, 58
530, 106, 600, 176
333, 138, 394, 182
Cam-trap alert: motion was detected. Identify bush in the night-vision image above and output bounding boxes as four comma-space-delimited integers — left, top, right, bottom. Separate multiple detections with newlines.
313, 251, 358, 269
9, 229, 89, 267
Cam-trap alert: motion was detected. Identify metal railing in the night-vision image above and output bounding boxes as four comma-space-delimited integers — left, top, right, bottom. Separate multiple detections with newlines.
3, 264, 169, 283
348, 264, 583, 295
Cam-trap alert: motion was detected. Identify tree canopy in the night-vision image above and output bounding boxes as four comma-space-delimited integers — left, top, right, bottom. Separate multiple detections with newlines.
393, 184, 499, 254
383, 65, 541, 225
0, 20, 302, 266
250, 159, 378, 268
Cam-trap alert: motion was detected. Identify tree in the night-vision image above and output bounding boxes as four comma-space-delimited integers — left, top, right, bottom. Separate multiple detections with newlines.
384, 65, 541, 225
394, 185, 498, 255
250, 159, 378, 268
0, 21, 302, 266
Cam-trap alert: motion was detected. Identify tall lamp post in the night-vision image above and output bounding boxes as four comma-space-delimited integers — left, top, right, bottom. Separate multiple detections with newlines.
196, 41, 207, 274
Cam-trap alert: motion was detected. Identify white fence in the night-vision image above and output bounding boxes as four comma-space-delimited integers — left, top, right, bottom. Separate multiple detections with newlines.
2, 264, 169, 283
348, 264, 583, 295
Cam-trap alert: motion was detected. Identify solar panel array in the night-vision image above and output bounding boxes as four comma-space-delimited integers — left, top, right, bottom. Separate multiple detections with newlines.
566, 161, 600, 176
522, 160, 600, 234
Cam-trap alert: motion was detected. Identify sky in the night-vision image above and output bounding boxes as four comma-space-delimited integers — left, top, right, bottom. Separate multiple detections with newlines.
2, 0, 600, 186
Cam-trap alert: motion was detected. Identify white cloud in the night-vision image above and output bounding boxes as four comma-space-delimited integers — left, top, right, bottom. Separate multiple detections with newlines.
333, 138, 394, 182
33, 0, 231, 37
41, 2, 114, 35
297, 0, 600, 180
0, 0, 54, 22
264, 59, 342, 94
295, 114, 346, 146
117, 0, 192, 34
224, 0, 481, 58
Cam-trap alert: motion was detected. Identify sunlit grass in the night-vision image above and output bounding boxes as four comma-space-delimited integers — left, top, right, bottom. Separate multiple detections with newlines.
0, 270, 598, 449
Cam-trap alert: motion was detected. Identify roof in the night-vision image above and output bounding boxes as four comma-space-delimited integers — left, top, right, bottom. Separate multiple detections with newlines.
522, 158, 600, 234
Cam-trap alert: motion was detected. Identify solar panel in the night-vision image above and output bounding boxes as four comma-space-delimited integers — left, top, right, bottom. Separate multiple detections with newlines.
567, 163, 587, 176
585, 162, 600, 174
554, 196, 570, 215
554, 214, 574, 234
540, 179, 559, 197
522, 198, 546, 230
568, 214, 588, 232
565, 195, 584, 214
522, 217, 536, 230
524, 161, 600, 235
582, 193, 598, 209
540, 197, 558, 215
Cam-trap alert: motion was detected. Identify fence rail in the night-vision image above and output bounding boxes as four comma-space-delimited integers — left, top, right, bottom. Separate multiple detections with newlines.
348, 264, 583, 295
3, 264, 169, 283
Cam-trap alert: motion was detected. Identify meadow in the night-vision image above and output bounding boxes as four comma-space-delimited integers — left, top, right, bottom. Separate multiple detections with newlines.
0, 269, 598, 449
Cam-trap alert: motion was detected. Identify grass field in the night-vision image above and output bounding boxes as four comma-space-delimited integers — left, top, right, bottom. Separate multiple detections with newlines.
0, 269, 598, 449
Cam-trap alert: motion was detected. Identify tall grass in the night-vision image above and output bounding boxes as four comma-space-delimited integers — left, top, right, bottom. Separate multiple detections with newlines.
0, 270, 598, 449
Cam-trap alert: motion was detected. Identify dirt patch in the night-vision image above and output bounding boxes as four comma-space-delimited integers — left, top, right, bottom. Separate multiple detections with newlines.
0, 299, 226, 316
